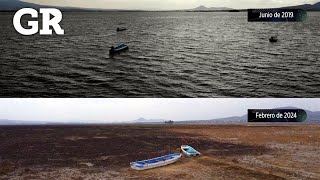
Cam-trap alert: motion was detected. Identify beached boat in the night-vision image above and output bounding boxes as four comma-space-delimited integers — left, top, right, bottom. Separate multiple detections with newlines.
109, 43, 129, 55
130, 153, 182, 170
181, 145, 201, 157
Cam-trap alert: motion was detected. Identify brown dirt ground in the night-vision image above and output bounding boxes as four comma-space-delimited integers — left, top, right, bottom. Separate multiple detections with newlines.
0, 124, 319, 179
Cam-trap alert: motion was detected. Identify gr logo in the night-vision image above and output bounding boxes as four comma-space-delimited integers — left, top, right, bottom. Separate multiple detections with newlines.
13, 8, 64, 35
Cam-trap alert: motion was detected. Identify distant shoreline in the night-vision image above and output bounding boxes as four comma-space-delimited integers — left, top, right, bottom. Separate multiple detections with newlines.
1, 9, 319, 13
0, 123, 319, 127
0, 9, 243, 12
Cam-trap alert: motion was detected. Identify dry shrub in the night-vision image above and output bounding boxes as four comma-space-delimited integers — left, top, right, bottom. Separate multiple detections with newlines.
0, 161, 15, 175
72, 176, 84, 180
232, 158, 239, 164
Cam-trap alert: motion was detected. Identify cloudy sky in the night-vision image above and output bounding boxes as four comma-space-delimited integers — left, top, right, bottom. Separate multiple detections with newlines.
0, 98, 319, 122
22, 0, 319, 10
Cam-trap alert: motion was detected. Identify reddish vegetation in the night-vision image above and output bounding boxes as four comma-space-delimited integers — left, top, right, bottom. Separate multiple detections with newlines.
0, 161, 15, 175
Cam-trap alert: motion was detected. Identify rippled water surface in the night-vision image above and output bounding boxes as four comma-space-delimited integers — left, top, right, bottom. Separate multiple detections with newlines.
0, 12, 319, 97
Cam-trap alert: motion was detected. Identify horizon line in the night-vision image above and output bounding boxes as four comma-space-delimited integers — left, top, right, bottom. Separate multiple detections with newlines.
2, 1, 320, 12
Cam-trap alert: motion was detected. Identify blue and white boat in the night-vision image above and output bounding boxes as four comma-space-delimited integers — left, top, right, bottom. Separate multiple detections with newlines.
181, 145, 201, 157
130, 153, 182, 170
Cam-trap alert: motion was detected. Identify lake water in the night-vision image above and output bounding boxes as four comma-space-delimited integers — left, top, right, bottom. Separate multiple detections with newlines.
0, 12, 319, 97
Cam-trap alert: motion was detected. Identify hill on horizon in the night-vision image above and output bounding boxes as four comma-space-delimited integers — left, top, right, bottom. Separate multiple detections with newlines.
132, 106, 319, 124
189, 2, 320, 11
1, 1, 320, 11
1, 106, 319, 125
0, 0, 83, 11
282, 2, 320, 11
0, 0, 41, 10
178, 106, 320, 124
188, 5, 234, 11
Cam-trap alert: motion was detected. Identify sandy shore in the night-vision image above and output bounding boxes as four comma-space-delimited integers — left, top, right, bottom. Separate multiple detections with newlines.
0, 124, 319, 179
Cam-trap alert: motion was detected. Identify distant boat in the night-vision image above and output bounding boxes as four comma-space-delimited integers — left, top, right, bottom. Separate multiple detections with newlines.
117, 28, 127, 32
269, 36, 278, 43
109, 43, 129, 55
130, 153, 182, 170
181, 145, 201, 157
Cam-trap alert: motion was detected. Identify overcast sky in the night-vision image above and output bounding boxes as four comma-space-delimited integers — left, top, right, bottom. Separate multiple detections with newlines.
0, 98, 319, 122
22, 0, 319, 10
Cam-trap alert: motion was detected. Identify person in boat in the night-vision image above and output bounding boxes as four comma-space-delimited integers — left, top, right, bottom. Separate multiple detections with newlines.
117, 28, 120, 31
110, 46, 115, 54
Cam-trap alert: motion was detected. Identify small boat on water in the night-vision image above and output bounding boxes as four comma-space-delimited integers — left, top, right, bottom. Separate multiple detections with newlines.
117, 27, 127, 32
109, 43, 129, 55
181, 145, 201, 157
269, 36, 278, 43
130, 153, 182, 170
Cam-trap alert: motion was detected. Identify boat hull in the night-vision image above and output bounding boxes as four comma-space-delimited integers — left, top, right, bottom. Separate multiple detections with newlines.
109, 44, 129, 55
130, 153, 182, 171
117, 28, 127, 32
181, 145, 201, 157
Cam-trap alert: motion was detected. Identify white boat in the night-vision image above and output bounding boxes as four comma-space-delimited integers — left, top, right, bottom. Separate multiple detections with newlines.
181, 145, 201, 157
130, 153, 182, 170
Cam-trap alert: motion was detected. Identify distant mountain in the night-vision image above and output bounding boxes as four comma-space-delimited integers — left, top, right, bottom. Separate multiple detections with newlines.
130, 107, 319, 124
177, 115, 247, 124
189, 5, 234, 11
0, 0, 83, 11
178, 107, 320, 124
188, 2, 320, 12
282, 2, 320, 11
132, 117, 168, 124
0, 0, 43, 10
1, 1, 319, 12
275, 106, 320, 122
1, 107, 319, 125
0, 119, 48, 125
